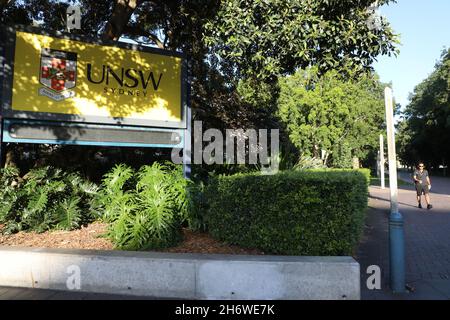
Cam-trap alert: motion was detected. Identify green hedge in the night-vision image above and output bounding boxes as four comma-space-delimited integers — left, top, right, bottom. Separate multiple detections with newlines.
203, 169, 369, 256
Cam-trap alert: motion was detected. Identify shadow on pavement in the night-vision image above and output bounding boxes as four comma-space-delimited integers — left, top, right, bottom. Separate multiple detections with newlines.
369, 195, 419, 209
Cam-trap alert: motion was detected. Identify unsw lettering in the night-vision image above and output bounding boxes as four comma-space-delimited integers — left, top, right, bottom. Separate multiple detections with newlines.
86, 64, 163, 91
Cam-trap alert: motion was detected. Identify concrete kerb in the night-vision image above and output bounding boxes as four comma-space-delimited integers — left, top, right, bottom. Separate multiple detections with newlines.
0, 247, 361, 300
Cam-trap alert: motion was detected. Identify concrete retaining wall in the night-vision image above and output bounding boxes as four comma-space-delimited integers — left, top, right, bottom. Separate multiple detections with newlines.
0, 247, 360, 299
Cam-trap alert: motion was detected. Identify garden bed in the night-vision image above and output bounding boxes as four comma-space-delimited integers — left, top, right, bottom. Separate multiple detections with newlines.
0, 222, 264, 255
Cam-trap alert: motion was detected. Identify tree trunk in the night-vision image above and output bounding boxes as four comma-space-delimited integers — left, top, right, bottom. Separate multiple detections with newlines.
352, 156, 360, 169
313, 144, 320, 159
4, 147, 17, 168
102, 0, 143, 41
324, 151, 330, 166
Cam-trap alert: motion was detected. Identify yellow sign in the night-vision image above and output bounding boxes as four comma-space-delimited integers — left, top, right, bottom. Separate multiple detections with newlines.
11, 31, 183, 124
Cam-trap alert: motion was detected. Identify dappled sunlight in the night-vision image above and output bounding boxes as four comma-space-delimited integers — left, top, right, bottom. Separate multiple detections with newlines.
70, 97, 109, 116
129, 97, 180, 122
10, 31, 183, 124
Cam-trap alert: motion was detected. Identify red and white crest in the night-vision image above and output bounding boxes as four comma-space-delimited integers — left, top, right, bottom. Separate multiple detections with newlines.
40, 48, 77, 92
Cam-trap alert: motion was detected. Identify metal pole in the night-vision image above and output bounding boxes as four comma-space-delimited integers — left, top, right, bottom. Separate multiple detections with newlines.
0, 32, 4, 168
385, 87, 405, 293
0, 117, 3, 168
380, 134, 385, 189
376, 150, 380, 178
183, 57, 192, 179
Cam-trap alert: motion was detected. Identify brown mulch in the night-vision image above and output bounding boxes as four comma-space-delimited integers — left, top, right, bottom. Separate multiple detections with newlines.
159, 229, 264, 255
0, 222, 114, 250
0, 222, 264, 255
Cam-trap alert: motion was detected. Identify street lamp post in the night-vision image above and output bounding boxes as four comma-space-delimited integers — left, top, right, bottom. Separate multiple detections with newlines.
183, 58, 192, 179
385, 87, 406, 293
380, 134, 385, 189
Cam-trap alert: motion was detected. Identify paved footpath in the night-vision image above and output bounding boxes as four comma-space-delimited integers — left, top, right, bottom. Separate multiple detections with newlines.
356, 172, 450, 300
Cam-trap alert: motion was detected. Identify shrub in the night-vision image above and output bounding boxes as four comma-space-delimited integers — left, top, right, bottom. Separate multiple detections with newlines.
0, 166, 99, 234
203, 169, 369, 256
293, 155, 327, 170
97, 162, 189, 250
185, 181, 208, 232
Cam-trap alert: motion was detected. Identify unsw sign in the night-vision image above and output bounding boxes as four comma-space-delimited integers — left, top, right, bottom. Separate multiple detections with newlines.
0, 26, 188, 149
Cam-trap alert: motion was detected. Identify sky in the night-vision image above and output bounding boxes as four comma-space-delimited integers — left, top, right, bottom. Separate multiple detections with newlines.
374, 0, 450, 110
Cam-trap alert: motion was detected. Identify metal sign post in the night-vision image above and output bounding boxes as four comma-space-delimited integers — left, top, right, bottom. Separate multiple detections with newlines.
376, 150, 380, 178
0, 117, 3, 167
183, 59, 192, 179
385, 87, 405, 293
380, 134, 385, 189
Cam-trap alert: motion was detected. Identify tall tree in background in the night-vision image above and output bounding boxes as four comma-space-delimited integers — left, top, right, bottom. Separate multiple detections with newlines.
277, 67, 387, 168
397, 49, 450, 171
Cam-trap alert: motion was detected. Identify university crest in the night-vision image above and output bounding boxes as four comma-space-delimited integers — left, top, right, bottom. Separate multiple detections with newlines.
39, 48, 77, 101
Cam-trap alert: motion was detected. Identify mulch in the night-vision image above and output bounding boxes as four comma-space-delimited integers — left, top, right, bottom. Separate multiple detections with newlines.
0, 222, 264, 255
160, 228, 264, 255
0, 222, 113, 250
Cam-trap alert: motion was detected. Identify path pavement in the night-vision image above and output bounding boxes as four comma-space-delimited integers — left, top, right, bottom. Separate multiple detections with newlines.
356, 172, 450, 300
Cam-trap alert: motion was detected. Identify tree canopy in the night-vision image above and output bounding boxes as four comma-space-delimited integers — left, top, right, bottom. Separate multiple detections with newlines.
204, 0, 399, 81
397, 49, 450, 170
277, 67, 387, 168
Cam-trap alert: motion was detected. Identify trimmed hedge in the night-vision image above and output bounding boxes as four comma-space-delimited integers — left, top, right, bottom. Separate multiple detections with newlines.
203, 169, 369, 256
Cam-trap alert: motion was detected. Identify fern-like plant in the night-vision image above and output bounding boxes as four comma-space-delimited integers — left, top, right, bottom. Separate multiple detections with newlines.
98, 162, 189, 250
0, 166, 99, 234
54, 197, 82, 230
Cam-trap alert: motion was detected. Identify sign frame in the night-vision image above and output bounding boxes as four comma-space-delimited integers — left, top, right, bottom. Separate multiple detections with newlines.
0, 25, 188, 130
2, 118, 184, 149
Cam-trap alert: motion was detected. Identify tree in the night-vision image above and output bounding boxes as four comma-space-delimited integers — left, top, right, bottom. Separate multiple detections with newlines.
203, 0, 399, 129
204, 0, 399, 81
277, 67, 387, 168
397, 49, 450, 171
